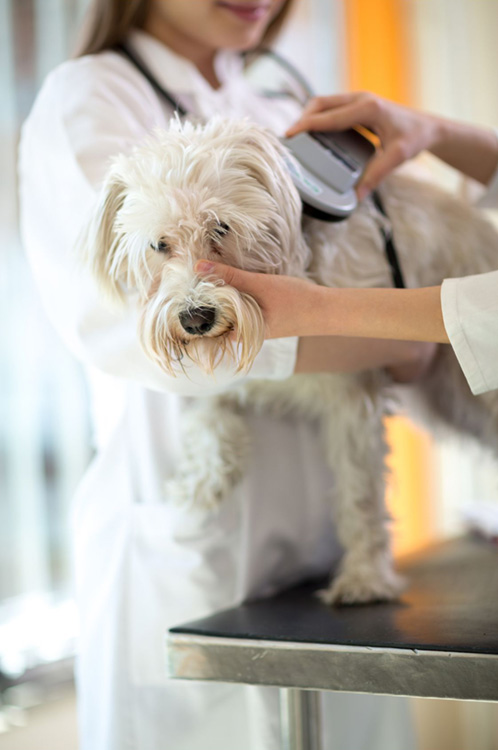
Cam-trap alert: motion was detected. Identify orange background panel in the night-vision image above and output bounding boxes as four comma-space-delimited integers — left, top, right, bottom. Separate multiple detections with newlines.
344, 0, 414, 104
385, 417, 436, 556
343, 0, 436, 556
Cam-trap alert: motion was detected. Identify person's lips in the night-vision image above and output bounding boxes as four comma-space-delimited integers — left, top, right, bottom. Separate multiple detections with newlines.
217, 2, 271, 22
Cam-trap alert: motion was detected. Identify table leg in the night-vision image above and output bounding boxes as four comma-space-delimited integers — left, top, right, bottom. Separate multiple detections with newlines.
280, 688, 323, 750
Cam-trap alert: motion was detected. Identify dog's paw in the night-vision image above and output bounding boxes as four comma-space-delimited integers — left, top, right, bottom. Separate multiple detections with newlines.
318, 568, 406, 606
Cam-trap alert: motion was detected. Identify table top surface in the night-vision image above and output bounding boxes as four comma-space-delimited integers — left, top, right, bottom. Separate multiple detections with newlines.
170, 536, 498, 655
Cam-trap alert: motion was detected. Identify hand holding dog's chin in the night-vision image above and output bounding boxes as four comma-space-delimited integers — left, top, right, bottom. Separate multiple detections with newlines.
195, 260, 323, 339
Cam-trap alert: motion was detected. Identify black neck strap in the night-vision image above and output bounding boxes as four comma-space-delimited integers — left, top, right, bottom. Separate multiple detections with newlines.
371, 191, 406, 289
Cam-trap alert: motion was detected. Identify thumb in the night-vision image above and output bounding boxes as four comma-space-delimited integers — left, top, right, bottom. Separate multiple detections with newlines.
357, 142, 410, 200
195, 260, 252, 291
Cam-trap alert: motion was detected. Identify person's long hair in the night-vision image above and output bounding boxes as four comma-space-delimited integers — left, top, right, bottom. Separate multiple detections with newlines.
75, 0, 296, 57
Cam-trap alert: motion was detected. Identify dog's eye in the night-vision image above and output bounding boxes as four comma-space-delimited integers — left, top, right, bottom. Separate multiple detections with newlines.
213, 222, 230, 239
150, 240, 170, 253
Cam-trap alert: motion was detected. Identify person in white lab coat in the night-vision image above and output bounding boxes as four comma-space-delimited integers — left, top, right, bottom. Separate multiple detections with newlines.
197, 92, 498, 396
19, 3, 418, 749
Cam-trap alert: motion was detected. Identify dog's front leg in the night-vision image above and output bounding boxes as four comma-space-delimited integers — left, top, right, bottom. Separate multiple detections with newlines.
318, 373, 405, 605
166, 395, 251, 510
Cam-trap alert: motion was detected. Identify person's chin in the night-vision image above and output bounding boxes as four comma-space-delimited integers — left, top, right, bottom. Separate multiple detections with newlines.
218, 26, 267, 51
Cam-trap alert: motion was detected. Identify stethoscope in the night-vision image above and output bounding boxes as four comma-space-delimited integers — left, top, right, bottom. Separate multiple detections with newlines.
114, 42, 313, 116
114, 42, 406, 289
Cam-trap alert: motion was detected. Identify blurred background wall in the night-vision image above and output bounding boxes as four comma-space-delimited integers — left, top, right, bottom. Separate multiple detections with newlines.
1, 0, 498, 747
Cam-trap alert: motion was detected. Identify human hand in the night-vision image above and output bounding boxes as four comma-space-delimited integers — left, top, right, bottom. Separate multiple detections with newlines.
286, 92, 442, 200
194, 260, 439, 379
195, 260, 321, 339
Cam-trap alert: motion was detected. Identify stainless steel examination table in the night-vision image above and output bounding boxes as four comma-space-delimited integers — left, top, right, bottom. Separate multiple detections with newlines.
167, 536, 498, 750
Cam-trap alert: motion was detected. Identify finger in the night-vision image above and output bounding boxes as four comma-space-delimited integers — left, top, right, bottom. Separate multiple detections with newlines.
287, 100, 376, 138
301, 92, 358, 117
195, 260, 253, 291
286, 94, 360, 136
356, 141, 411, 199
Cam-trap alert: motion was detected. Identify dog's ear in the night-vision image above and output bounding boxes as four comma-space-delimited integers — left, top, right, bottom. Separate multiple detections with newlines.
229, 122, 308, 272
235, 123, 303, 223
237, 124, 291, 194
80, 168, 128, 304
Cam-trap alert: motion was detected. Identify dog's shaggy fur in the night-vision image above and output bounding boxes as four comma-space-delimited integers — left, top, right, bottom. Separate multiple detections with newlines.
82, 117, 498, 604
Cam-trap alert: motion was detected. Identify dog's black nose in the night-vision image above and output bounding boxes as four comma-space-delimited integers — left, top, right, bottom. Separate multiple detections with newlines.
179, 307, 216, 335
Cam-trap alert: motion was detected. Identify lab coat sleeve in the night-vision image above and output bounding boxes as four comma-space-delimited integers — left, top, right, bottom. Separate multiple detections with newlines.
441, 271, 498, 395
439, 134, 498, 396
18, 56, 298, 397
476, 129, 498, 209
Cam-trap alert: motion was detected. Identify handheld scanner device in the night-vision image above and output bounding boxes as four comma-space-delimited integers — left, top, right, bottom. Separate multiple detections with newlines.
281, 129, 377, 221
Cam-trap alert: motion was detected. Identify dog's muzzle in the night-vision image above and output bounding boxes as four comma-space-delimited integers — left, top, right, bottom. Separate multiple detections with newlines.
179, 306, 216, 335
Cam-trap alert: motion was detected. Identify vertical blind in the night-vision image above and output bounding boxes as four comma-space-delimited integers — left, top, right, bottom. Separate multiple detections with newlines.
0, 0, 91, 677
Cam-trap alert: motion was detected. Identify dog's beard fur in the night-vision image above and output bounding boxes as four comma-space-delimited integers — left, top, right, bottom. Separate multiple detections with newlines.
82, 117, 309, 375
138, 261, 265, 374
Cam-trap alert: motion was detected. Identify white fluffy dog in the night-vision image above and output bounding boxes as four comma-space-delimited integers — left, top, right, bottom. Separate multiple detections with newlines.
83, 118, 498, 605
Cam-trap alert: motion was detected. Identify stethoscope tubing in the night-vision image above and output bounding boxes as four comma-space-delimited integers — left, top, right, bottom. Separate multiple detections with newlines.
114, 42, 315, 115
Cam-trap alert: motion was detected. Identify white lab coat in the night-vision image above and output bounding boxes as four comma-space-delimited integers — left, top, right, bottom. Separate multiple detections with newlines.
441, 167, 498, 396
19, 30, 415, 750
